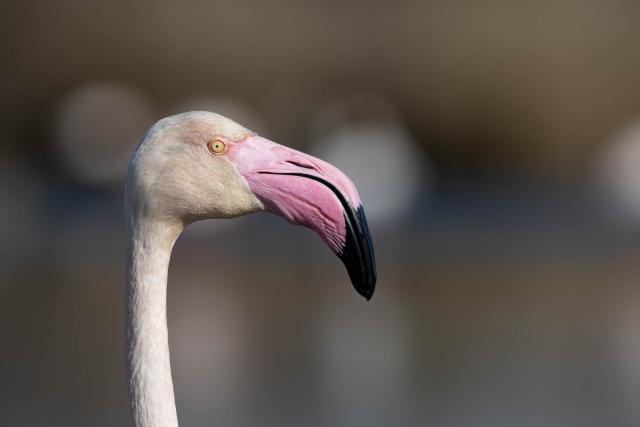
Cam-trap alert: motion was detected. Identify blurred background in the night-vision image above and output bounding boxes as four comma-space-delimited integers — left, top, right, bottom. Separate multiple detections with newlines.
2, 1, 640, 426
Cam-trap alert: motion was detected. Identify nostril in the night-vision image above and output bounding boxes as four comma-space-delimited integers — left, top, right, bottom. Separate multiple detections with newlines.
286, 160, 315, 170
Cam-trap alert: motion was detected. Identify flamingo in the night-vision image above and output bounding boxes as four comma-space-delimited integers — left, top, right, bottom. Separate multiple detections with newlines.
124, 111, 376, 427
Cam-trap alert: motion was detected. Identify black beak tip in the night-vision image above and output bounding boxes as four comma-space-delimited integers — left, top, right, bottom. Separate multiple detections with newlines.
352, 273, 376, 301
352, 277, 376, 301
340, 259, 376, 301
360, 283, 375, 301
338, 205, 377, 302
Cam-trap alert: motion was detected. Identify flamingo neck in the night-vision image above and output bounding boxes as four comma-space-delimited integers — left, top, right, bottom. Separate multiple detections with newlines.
125, 214, 184, 427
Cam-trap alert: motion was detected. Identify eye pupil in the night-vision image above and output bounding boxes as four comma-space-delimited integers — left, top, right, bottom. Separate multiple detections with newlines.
209, 139, 226, 154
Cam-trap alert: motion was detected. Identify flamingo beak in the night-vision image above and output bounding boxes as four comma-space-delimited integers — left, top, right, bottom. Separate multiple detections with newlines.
228, 135, 377, 300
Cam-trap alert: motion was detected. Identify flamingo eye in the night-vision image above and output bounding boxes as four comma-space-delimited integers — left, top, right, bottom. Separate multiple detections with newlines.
208, 139, 226, 155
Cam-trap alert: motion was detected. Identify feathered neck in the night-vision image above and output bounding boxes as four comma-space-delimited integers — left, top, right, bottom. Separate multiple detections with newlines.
125, 215, 183, 427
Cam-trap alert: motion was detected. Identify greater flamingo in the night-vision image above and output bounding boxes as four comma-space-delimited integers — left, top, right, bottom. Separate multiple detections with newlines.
124, 111, 376, 427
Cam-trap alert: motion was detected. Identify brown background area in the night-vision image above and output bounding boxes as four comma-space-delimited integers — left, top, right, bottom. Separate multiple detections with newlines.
2, 1, 640, 426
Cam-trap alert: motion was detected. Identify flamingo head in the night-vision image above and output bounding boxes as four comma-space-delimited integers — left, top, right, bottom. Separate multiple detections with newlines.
126, 111, 376, 300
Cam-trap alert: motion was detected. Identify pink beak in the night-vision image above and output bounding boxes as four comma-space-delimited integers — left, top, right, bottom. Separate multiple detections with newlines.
228, 135, 377, 300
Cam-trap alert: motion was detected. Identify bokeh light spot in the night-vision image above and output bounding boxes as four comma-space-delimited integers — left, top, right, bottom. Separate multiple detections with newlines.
54, 82, 155, 186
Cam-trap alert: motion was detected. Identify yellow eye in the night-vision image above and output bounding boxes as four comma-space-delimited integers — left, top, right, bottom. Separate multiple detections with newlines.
208, 139, 226, 154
